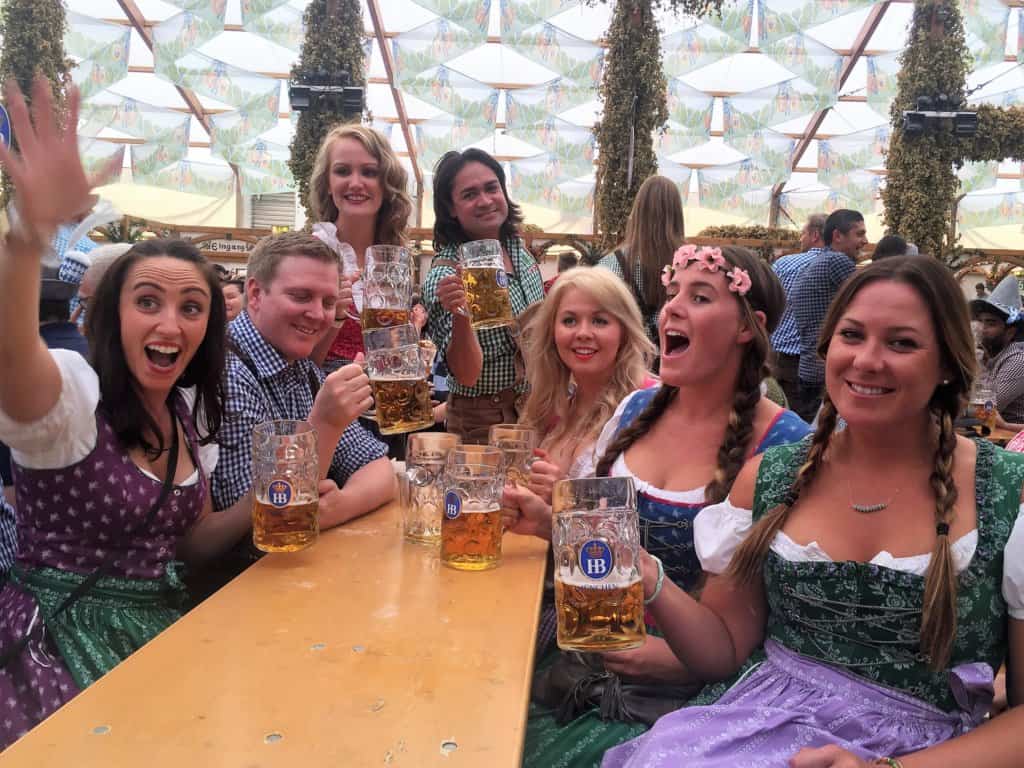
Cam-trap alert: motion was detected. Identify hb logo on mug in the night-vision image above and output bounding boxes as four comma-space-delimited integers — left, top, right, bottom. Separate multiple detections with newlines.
444, 491, 461, 520
579, 539, 614, 580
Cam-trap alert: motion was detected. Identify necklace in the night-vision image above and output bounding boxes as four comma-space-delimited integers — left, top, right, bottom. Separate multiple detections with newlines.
847, 478, 901, 513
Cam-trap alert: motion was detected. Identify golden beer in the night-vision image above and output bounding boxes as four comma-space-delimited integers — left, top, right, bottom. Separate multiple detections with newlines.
441, 501, 503, 570
371, 376, 433, 435
253, 496, 319, 552
972, 400, 997, 431
361, 307, 410, 331
554, 576, 645, 652
462, 266, 514, 330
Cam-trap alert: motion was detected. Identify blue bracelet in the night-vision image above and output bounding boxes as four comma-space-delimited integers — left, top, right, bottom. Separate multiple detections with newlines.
644, 554, 665, 605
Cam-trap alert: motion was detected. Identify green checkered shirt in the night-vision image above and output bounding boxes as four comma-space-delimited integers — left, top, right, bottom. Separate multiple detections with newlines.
423, 237, 545, 397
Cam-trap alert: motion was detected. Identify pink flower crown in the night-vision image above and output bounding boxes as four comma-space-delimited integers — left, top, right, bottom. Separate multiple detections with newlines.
661, 245, 753, 296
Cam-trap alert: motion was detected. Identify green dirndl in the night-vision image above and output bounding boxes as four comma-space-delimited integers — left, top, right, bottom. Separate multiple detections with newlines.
12, 562, 188, 689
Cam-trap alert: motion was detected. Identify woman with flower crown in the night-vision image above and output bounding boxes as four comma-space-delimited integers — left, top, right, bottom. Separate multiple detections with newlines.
506, 244, 810, 768
603, 256, 1024, 768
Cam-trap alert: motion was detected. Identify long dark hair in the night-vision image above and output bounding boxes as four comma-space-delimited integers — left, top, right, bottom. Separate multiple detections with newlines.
596, 247, 785, 504
86, 239, 226, 456
727, 256, 975, 669
432, 148, 524, 249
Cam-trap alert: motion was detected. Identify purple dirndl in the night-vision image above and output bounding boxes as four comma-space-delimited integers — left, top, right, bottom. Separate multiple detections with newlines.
602, 640, 993, 768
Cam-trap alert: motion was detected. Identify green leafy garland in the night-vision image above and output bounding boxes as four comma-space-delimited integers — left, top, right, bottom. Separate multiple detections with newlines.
593, 0, 668, 249
287, 0, 367, 223
697, 224, 799, 261
0, 0, 72, 206
883, 0, 1024, 261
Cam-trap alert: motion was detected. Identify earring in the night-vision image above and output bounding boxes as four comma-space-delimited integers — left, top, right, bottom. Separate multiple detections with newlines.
941, 379, 950, 385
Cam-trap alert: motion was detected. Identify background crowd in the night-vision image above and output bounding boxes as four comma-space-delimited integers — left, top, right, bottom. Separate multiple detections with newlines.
0, 77, 1022, 768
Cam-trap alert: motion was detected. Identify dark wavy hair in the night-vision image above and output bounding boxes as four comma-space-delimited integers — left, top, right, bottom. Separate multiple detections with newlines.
85, 239, 226, 456
432, 148, 524, 249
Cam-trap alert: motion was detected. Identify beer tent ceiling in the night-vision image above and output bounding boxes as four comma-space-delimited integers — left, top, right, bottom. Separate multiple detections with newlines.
21, 0, 1024, 243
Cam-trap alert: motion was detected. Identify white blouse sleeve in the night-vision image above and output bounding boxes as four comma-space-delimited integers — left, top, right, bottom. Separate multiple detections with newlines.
591, 390, 643, 472
0, 349, 99, 469
694, 497, 753, 575
1003, 504, 1024, 620
177, 386, 219, 478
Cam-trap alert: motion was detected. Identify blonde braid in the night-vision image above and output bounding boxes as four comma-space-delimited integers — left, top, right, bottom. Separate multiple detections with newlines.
920, 408, 959, 669
728, 398, 839, 584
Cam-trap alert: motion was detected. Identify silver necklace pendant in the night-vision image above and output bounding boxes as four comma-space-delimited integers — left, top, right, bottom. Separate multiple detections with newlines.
850, 501, 889, 514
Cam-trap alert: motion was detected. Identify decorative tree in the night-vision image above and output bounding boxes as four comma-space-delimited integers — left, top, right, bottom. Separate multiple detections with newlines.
593, 0, 668, 248
883, 0, 1024, 261
0, 0, 72, 205
287, 0, 367, 223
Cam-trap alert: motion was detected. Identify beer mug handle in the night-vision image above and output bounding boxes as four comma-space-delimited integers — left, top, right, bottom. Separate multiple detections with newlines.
406, 465, 435, 488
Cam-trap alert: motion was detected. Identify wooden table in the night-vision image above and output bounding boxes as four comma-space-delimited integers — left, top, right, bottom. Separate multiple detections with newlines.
3, 503, 549, 767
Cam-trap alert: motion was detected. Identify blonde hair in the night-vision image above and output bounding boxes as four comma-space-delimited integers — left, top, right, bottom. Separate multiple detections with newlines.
308, 124, 412, 245
727, 256, 977, 669
520, 267, 655, 447
617, 175, 686, 313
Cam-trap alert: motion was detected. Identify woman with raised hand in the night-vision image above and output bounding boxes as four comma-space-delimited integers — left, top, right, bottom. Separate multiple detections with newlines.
307, 124, 413, 371
511, 245, 809, 768
422, 148, 545, 443
518, 266, 656, 499
0, 78, 248, 747
604, 256, 1024, 768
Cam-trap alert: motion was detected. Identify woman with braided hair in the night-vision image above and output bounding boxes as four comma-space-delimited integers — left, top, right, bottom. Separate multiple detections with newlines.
510, 244, 809, 768
603, 256, 1024, 768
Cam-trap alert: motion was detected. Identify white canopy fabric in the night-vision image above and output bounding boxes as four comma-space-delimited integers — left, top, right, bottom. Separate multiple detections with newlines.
17, 1, 1024, 242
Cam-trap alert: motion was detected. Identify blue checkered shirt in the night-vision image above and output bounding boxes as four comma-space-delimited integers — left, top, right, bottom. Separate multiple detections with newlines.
422, 237, 545, 397
55, 227, 99, 318
211, 311, 388, 511
0, 479, 16, 575
770, 248, 825, 356
792, 248, 857, 384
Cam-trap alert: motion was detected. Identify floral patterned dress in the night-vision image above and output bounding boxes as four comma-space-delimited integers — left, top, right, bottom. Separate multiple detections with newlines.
603, 438, 1024, 767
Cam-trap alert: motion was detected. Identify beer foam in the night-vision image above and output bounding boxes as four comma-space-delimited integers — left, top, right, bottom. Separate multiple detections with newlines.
458, 502, 501, 514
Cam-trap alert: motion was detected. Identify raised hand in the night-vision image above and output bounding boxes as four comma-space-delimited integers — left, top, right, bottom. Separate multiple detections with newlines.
0, 77, 101, 241
436, 272, 470, 318
312, 352, 372, 431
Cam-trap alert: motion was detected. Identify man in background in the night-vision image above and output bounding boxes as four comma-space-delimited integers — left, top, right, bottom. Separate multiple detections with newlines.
770, 213, 826, 412
791, 209, 868, 422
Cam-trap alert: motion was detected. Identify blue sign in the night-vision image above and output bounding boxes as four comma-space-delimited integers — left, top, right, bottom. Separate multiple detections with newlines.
0, 104, 10, 149
268, 479, 293, 509
495, 269, 509, 289
579, 539, 614, 580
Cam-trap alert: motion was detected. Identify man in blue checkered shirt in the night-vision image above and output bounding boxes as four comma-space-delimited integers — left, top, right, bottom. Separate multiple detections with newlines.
790, 209, 868, 422
770, 213, 826, 414
203, 233, 394, 594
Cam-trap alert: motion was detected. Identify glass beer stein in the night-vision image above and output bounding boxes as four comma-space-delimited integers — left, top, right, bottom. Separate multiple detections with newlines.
364, 324, 434, 435
440, 446, 505, 571
459, 239, 514, 330
551, 477, 645, 652
488, 422, 537, 514
362, 245, 413, 330
251, 420, 320, 553
400, 432, 461, 544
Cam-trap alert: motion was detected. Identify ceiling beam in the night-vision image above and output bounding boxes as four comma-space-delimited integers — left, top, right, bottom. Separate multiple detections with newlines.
115, 0, 215, 139
770, 0, 891, 226
366, 0, 423, 206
